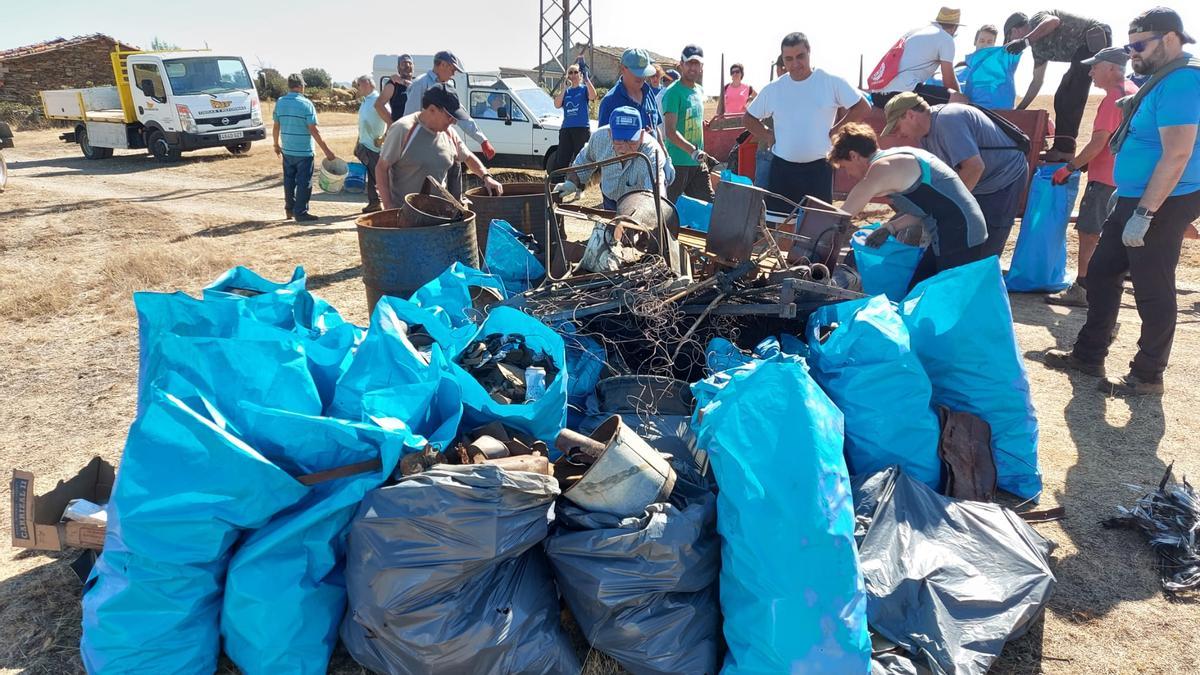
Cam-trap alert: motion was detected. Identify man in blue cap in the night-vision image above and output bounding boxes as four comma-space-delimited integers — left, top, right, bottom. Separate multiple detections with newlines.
598, 48, 663, 133
553, 105, 668, 209
1045, 7, 1200, 396
404, 50, 495, 161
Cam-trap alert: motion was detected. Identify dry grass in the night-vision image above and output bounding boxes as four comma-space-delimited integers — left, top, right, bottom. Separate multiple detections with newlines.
2, 94, 1199, 675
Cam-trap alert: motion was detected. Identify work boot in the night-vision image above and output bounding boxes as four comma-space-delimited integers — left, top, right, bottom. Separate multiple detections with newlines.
1045, 282, 1088, 307
362, 202, 382, 214
1099, 373, 1164, 397
1043, 349, 1105, 377
294, 212, 318, 223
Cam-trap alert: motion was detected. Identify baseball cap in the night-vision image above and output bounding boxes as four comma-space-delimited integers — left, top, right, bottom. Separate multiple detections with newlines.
1081, 46, 1130, 67
609, 106, 643, 141
881, 92, 927, 136
665, 69, 681, 81
682, 44, 704, 63
1129, 7, 1194, 44
286, 73, 305, 88
434, 50, 467, 72
421, 85, 469, 121
621, 48, 656, 78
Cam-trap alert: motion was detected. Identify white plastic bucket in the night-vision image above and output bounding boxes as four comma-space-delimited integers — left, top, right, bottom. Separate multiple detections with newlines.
318, 157, 348, 193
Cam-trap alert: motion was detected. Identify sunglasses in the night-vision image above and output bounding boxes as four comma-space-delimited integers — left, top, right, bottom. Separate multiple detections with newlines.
1124, 34, 1164, 54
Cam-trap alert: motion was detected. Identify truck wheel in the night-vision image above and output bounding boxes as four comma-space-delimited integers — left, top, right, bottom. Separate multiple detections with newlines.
226, 142, 252, 155
147, 130, 180, 162
78, 127, 114, 160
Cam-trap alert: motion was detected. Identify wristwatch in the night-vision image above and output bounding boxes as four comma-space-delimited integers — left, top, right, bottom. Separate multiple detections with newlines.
1134, 206, 1156, 218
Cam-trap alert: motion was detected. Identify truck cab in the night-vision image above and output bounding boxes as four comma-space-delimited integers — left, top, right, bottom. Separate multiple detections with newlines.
42, 50, 266, 161
372, 54, 593, 169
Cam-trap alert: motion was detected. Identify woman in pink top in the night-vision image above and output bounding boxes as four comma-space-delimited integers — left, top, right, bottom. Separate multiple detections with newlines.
721, 63, 756, 115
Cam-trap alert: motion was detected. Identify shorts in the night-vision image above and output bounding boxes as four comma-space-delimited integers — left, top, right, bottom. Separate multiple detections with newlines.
1076, 181, 1115, 235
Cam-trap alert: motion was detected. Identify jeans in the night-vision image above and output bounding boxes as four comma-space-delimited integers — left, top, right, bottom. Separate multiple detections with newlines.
766, 155, 833, 212
353, 143, 381, 207
753, 146, 773, 189
1072, 190, 1200, 382
282, 153, 314, 216
974, 167, 1027, 259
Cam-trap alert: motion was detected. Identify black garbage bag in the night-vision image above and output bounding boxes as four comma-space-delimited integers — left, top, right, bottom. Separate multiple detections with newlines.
340, 465, 580, 675
545, 462, 721, 675
853, 467, 1056, 675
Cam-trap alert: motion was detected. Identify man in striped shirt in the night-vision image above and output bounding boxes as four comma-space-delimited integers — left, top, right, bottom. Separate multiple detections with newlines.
272, 73, 335, 222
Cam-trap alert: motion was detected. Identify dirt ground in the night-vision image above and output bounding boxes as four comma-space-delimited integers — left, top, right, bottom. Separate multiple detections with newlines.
3, 97, 1200, 674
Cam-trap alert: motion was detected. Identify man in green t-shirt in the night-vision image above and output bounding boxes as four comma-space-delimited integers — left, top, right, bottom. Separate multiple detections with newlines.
662, 44, 715, 202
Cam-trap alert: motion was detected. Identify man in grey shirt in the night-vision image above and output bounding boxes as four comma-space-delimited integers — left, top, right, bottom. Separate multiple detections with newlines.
403, 50, 495, 160
883, 93, 1029, 258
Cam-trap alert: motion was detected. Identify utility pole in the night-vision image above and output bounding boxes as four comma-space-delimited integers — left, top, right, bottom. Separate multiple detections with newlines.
538, 0, 593, 93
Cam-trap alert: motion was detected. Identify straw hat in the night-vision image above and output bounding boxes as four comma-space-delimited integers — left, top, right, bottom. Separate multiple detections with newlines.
935, 7, 963, 26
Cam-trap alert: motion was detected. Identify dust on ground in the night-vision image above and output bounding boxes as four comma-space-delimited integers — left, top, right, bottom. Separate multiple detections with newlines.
2, 97, 1200, 674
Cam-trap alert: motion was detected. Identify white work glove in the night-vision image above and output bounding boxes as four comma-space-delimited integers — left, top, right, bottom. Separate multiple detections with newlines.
1123, 211, 1152, 248
552, 179, 581, 202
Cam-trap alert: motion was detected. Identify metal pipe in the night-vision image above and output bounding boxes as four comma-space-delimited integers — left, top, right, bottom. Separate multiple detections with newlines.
809, 262, 831, 283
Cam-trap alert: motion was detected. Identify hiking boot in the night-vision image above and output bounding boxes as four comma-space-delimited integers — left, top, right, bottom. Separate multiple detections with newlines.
1099, 373, 1164, 397
1043, 349, 1105, 377
294, 212, 318, 223
285, 209, 294, 220
361, 202, 382, 214
1045, 283, 1088, 308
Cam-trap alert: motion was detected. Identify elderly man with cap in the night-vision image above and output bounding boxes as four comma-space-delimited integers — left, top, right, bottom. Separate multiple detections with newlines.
661, 44, 714, 203
553, 105, 668, 210
598, 48, 664, 135
1044, 46, 1139, 307
869, 7, 965, 108
1004, 10, 1112, 161
354, 75, 388, 213
744, 31, 869, 210
882, 92, 1028, 258
272, 73, 336, 222
375, 54, 414, 124
376, 85, 502, 212
403, 51, 496, 161
1045, 8, 1200, 396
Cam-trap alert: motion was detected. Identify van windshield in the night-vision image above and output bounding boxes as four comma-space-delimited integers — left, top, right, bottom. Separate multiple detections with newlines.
163, 57, 254, 96
514, 87, 559, 120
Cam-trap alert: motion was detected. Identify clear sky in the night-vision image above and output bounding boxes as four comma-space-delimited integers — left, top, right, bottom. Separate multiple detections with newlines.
2, 1, 1194, 94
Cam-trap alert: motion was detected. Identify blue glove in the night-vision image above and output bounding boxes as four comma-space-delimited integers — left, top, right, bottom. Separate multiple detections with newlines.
1122, 211, 1152, 247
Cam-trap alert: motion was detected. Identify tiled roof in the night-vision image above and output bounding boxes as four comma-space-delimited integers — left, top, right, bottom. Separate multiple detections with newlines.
0, 34, 138, 61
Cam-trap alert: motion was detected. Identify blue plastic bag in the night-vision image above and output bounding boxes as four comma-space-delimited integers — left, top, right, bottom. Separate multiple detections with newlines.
720, 168, 753, 186
449, 306, 568, 444
409, 262, 506, 354
221, 405, 407, 675
807, 296, 942, 488
675, 195, 713, 232
902, 257, 1042, 500
362, 377, 464, 452
82, 383, 310, 674
485, 219, 546, 294
692, 359, 871, 674
559, 324, 607, 409
851, 224, 923, 301
1006, 163, 1080, 293
962, 47, 1021, 110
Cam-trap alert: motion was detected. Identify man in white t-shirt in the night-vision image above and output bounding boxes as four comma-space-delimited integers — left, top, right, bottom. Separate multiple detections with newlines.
870, 7, 963, 108
744, 32, 870, 209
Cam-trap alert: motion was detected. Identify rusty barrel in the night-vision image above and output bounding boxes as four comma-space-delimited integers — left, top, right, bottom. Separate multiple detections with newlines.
356, 194, 479, 314
463, 183, 548, 254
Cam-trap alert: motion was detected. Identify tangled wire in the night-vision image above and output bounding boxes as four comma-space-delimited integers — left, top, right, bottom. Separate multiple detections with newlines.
1105, 463, 1200, 594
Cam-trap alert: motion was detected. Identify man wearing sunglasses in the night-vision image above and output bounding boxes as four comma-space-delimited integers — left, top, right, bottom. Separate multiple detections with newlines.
1045, 7, 1200, 396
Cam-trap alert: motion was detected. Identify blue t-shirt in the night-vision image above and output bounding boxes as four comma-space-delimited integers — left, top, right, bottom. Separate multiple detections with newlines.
597, 81, 662, 132
562, 85, 589, 128
1114, 63, 1200, 198
273, 92, 318, 157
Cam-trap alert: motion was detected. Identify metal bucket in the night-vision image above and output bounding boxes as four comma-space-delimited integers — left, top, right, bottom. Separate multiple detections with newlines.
557, 415, 677, 518
355, 204, 480, 314
463, 182, 548, 253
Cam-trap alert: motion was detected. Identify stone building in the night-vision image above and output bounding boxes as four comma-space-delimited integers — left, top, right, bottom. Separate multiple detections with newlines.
502, 43, 676, 91
0, 34, 139, 106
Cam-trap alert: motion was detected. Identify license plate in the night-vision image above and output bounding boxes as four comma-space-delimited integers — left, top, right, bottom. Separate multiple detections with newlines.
218, 131, 244, 141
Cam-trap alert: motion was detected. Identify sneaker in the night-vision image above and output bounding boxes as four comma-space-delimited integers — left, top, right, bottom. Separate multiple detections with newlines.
361, 203, 382, 214
285, 209, 294, 220
1043, 349, 1106, 377
1099, 373, 1164, 397
294, 213, 318, 223
1045, 283, 1088, 307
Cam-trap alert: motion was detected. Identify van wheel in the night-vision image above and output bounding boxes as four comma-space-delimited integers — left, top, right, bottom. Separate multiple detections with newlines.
226, 142, 252, 155
147, 130, 180, 162
543, 148, 558, 172
79, 127, 114, 160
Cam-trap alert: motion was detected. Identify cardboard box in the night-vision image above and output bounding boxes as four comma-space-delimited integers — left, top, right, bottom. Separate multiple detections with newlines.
10, 457, 114, 551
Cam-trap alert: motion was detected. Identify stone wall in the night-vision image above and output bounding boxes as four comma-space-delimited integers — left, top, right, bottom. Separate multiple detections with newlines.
0, 37, 124, 106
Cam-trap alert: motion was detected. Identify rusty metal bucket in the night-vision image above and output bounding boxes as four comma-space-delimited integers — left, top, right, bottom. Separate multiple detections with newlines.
556, 415, 677, 518
463, 182, 549, 253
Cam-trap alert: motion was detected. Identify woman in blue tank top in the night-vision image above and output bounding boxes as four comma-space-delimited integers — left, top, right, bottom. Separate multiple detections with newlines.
831, 123, 989, 288
552, 59, 597, 174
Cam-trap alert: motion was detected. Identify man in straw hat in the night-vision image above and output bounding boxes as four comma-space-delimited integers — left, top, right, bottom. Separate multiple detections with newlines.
869, 7, 964, 108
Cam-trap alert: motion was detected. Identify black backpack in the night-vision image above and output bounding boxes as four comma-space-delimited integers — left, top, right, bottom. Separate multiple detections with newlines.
968, 104, 1031, 154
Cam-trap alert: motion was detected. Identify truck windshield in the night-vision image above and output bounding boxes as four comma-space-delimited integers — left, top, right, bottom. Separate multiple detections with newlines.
514, 88, 559, 120
163, 57, 254, 96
